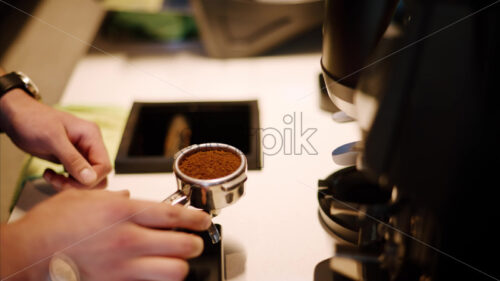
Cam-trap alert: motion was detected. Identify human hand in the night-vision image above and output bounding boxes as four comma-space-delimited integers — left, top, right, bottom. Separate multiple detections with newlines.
0, 189, 212, 281
0, 89, 112, 190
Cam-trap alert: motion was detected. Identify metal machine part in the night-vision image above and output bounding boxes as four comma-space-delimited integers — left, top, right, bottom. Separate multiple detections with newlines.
321, 0, 399, 118
190, 0, 324, 57
165, 143, 248, 244
331, 141, 361, 166
320, 0, 500, 280
318, 166, 391, 247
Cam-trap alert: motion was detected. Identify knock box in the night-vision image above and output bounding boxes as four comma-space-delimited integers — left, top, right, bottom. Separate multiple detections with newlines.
115, 100, 261, 173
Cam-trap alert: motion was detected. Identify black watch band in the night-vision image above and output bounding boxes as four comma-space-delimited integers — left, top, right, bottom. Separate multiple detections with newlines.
0, 72, 41, 100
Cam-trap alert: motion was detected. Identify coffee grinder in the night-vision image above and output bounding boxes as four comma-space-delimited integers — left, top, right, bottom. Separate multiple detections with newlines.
317, 0, 500, 280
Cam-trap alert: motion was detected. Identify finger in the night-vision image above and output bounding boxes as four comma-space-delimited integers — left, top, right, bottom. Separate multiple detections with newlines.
90, 162, 111, 185
129, 203, 212, 231
69, 121, 111, 183
43, 169, 65, 191
113, 189, 131, 197
35, 154, 61, 164
124, 257, 189, 281
91, 177, 108, 189
60, 167, 108, 189
52, 137, 97, 186
135, 229, 204, 258
43, 168, 105, 190
43, 169, 107, 190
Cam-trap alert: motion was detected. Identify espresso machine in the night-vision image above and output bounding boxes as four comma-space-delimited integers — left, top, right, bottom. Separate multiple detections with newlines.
317, 0, 500, 280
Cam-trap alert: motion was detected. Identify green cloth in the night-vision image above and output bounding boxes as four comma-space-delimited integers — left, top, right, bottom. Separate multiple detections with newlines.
11, 105, 129, 210
103, 10, 198, 41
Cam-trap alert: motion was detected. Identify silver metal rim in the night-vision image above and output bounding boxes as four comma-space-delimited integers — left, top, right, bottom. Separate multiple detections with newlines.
173, 143, 247, 187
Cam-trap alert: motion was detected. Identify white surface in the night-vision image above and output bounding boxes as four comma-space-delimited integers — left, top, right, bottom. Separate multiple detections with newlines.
17, 47, 362, 280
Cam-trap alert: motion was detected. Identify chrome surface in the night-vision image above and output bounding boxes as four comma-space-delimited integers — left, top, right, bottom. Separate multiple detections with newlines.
173, 143, 247, 213
165, 143, 248, 244
322, 71, 357, 118
15, 71, 41, 100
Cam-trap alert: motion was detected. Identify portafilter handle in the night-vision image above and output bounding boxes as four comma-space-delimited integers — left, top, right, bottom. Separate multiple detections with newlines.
163, 189, 221, 244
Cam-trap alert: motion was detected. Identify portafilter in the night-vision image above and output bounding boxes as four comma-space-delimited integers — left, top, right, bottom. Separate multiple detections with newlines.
164, 143, 247, 244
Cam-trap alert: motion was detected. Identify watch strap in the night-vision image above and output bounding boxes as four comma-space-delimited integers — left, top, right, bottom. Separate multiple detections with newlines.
0, 72, 39, 100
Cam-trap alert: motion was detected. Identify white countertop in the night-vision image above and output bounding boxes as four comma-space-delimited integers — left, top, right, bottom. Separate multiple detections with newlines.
13, 43, 361, 281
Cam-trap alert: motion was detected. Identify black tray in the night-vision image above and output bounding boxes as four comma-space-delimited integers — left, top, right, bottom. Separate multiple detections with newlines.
115, 101, 261, 173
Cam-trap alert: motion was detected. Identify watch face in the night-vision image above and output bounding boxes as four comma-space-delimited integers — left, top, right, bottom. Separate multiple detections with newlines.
15, 71, 40, 99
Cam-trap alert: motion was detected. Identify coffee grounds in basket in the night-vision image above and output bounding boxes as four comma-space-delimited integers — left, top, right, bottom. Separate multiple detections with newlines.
179, 150, 241, 179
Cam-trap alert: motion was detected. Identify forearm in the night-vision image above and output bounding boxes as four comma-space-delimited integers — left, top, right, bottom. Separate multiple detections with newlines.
0, 69, 47, 280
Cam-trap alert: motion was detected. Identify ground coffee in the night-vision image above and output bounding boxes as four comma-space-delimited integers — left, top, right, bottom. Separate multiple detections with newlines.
179, 149, 241, 179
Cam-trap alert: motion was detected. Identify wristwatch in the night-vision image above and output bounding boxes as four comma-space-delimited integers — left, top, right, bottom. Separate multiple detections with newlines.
0, 71, 41, 100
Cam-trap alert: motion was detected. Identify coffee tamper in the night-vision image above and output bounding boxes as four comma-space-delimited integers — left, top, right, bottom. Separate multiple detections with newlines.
164, 143, 247, 244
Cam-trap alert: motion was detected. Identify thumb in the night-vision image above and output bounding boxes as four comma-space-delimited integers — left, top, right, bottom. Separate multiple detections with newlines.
55, 139, 97, 185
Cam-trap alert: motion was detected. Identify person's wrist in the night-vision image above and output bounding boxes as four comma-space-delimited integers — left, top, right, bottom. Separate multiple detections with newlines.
0, 223, 50, 281
0, 88, 37, 132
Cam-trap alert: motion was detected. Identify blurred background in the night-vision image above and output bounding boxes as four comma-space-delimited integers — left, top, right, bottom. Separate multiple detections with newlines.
0, 0, 325, 222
